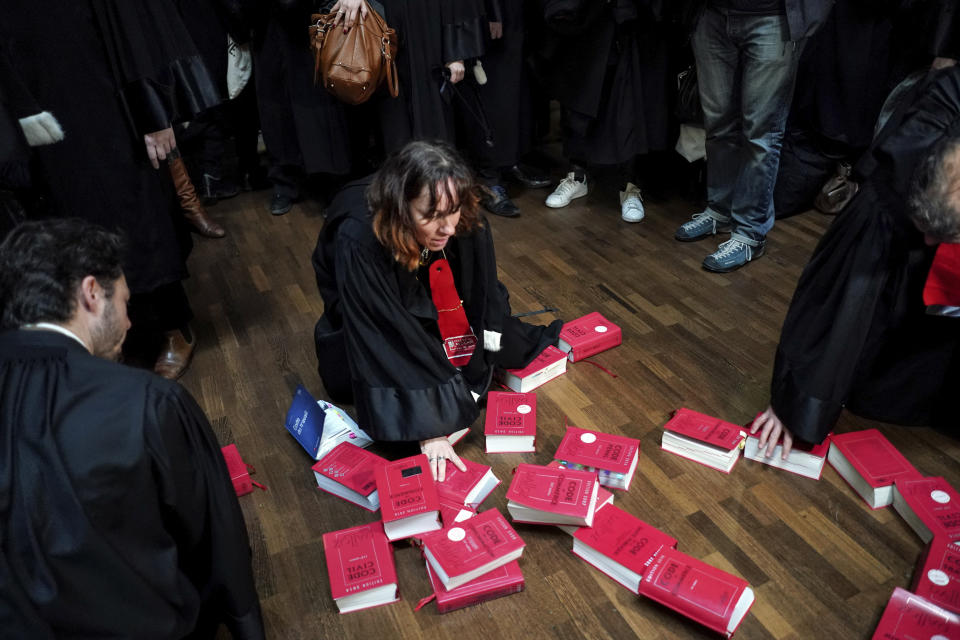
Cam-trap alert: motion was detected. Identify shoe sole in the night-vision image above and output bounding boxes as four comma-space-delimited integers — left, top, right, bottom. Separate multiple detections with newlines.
701, 247, 765, 273
545, 190, 588, 209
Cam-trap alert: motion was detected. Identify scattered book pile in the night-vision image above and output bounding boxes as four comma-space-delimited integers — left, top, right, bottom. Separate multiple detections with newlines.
497, 344, 567, 393
554, 425, 640, 490
434, 458, 501, 509
910, 538, 960, 614
892, 476, 960, 543
661, 408, 746, 474
557, 312, 622, 362
375, 454, 442, 541
312, 442, 386, 512
872, 587, 959, 639
506, 463, 600, 527
322, 521, 399, 614
827, 429, 920, 509
484, 391, 537, 453
743, 434, 830, 480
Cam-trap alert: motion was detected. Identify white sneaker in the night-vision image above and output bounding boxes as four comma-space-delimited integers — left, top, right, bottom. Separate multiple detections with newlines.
619, 182, 644, 222
545, 172, 588, 208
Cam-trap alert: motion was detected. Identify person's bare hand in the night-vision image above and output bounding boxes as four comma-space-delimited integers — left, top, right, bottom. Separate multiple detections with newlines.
750, 405, 794, 460
419, 436, 466, 481
489, 22, 503, 39
144, 127, 176, 169
330, 0, 367, 32
446, 60, 465, 84
932, 57, 958, 71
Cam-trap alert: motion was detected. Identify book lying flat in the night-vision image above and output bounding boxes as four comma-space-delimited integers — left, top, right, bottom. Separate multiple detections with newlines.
422, 560, 525, 613
322, 521, 399, 614
546, 461, 615, 535
827, 429, 920, 509
284, 384, 372, 460
421, 509, 526, 590
640, 548, 755, 638
892, 476, 960, 544
484, 391, 537, 453
554, 425, 640, 490
557, 312, 622, 362
743, 434, 831, 480
375, 454, 442, 541
439, 496, 477, 529
910, 538, 960, 614
312, 442, 387, 512
506, 463, 599, 527
435, 458, 501, 509
660, 408, 746, 474
572, 505, 677, 594
871, 587, 960, 639
498, 345, 567, 393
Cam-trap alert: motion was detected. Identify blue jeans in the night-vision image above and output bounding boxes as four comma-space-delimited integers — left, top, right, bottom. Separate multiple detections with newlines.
693, 7, 803, 245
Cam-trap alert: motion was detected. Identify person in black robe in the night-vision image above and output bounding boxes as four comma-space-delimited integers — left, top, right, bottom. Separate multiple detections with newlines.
0, 219, 264, 639
750, 66, 960, 458
312, 141, 560, 479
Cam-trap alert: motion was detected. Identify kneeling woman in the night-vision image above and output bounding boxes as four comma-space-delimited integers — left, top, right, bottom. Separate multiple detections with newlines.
313, 141, 560, 478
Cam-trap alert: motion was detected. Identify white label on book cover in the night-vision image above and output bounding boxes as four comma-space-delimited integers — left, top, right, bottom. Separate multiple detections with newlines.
580, 433, 597, 444
447, 527, 466, 542
594, 325, 607, 333
931, 490, 951, 504
928, 569, 950, 586
933, 635, 949, 640
517, 404, 531, 414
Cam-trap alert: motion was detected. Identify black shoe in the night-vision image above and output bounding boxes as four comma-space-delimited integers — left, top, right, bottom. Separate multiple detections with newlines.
481, 185, 520, 218
270, 192, 295, 216
200, 174, 240, 205
240, 167, 271, 192
507, 164, 551, 189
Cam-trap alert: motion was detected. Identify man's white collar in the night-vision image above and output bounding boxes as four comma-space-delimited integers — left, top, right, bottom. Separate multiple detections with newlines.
22, 322, 90, 352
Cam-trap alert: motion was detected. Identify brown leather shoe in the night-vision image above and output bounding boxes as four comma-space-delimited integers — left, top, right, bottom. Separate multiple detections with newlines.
154, 329, 195, 380
168, 155, 226, 239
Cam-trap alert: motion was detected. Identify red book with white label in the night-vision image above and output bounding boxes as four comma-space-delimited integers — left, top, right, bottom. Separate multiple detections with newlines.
435, 458, 501, 509
420, 508, 526, 590
505, 463, 599, 527
554, 425, 640, 490
546, 461, 615, 535
827, 429, 921, 509
498, 345, 567, 393
743, 434, 831, 480
557, 312, 622, 362
572, 505, 678, 594
871, 587, 960, 639
639, 547, 755, 638
892, 476, 960, 544
439, 496, 477, 529
484, 391, 537, 453
421, 559, 525, 613
375, 454, 442, 541
312, 442, 387, 512
661, 408, 747, 474
911, 539, 960, 614
322, 521, 399, 614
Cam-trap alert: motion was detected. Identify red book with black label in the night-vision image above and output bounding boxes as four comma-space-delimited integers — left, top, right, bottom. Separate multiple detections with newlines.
435, 458, 501, 509
422, 559, 525, 613
572, 505, 678, 594
322, 521, 399, 614
312, 442, 387, 512
827, 429, 921, 509
639, 547, 755, 638
421, 508, 526, 590
498, 345, 567, 393
484, 391, 537, 453
554, 425, 640, 490
911, 539, 960, 614
871, 587, 960, 639
505, 463, 599, 527
375, 454, 442, 541
893, 476, 960, 543
557, 311, 622, 362
661, 408, 746, 474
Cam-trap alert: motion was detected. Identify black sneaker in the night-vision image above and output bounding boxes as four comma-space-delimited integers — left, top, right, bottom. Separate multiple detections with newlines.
507, 164, 551, 189
481, 185, 520, 218
269, 193, 295, 216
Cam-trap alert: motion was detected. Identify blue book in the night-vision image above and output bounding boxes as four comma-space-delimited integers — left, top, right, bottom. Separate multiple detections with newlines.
284, 385, 372, 460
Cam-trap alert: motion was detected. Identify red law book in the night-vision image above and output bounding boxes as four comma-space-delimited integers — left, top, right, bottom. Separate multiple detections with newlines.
312, 441, 387, 512
420, 559, 525, 613
893, 476, 960, 543
572, 505, 678, 594
639, 548, 755, 638
435, 458, 501, 509
827, 429, 921, 509
375, 454, 442, 541
484, 391, 537, 453
420, 508, 526, 590
322, 521, 400, 614
439, 496, 477, 529
557, 311, 622, 362
554, 425, 640, 490
871, 587, 960, 639
743, 434, 831, 480
910, 538, 960, 614
220, 444, 266, 496
660, 408, 746, 474
546, 460, 614, 535
497, 345, 567, 393
505, 463, 599, 527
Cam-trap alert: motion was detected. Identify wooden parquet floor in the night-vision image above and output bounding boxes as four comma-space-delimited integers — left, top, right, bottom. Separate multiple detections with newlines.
182, 181, 960, 640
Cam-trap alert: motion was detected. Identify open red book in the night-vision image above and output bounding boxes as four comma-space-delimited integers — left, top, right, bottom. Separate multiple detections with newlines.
661, 408, 746, 474
484, 391, 537, 453
421, 560, 525, 613
743, 433, 831, 480
892, 476, 960, 543
572, 505, 677, 594
435, 458, 500, 509
827, 429, 921, 509
872, 587, 960, 639
322, 521, 399, 614
375, 454, 442, 541
506, 463, 599, 527
497, 345, 567, 393
312, 441, 387, 512
639, 548, 755, 638
557, 311, 622, 362
554, 425, 640, 490
910, 538, 960, 614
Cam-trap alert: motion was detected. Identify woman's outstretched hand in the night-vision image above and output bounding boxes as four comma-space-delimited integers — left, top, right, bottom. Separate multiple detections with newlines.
419, 436, 467, 481
750, 405, 794, 460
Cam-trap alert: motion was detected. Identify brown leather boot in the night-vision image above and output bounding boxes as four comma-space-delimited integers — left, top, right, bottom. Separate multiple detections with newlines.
154, 328, 196, 380
168, 154, 226, 238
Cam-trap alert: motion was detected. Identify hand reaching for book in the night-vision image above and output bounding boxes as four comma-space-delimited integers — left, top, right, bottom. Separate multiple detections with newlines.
419, 436, 466, 482
750, 406, 794, 460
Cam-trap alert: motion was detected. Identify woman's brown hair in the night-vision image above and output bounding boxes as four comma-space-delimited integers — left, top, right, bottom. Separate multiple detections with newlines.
369, 140, 482, 270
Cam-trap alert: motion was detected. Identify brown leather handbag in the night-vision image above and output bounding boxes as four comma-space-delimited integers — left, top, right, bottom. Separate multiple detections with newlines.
309, 2, 399, 105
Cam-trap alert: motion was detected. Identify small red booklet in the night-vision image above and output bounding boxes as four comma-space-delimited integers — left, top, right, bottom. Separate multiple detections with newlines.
422, 560, 525, 613
506, 463, 599, 527
892, 476, 960, 544
220, 444, 265, 496
557, 311, 622, 362
640, 548, 755, 638
498, 345, 567, 393
572, 504, 677, 594
435, 458, 501, 509
484, 391, 537, 453
871, 587, 960, 639
554, 425, 640, 490
910, 538, 960, 614
827, 429, 920, 509
375, 454, 442, 541
661, 408, 746, 474
421, 508, 526, 590
322, 521, 399, 614
312, 442, 387, 512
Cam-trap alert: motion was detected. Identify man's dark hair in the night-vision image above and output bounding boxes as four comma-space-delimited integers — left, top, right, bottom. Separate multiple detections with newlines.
909, 134, 960, 243
0, 219, 125, 330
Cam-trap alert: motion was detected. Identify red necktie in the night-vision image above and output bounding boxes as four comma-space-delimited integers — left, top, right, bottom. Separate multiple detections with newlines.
923, 243, 960, 307
428, 258, 477, 367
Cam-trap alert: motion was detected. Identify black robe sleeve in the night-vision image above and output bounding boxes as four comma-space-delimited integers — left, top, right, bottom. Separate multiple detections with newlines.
442, 0, 487, 63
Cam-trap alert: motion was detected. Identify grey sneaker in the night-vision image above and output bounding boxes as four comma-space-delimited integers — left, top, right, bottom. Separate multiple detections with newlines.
674, 210, 732, 242
702, 238, 765, 273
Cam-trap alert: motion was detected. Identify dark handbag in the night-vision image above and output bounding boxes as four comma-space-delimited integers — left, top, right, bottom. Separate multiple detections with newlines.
814, 162, 859, 215
675, 64, 703, 125
308, 1, 399, 105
